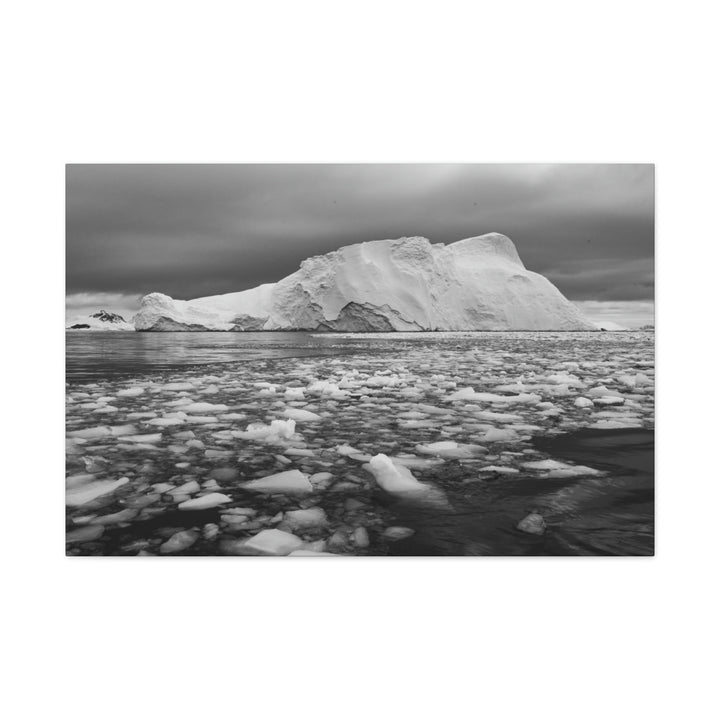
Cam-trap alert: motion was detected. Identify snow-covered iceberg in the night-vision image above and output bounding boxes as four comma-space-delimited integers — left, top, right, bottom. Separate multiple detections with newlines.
134, 233, 595, 332
66, 310, 134, 331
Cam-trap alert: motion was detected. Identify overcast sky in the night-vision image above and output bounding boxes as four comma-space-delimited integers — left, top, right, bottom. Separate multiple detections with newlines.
66, 164, 654, 326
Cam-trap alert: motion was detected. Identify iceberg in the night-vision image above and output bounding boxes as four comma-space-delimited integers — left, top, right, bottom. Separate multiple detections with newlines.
134, 233, 595, 332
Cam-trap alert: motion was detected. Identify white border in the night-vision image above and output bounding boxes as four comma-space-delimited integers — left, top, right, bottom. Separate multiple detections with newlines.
5, 2, 719, 719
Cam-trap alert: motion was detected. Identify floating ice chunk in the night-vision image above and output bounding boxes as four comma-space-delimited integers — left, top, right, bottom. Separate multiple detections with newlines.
521, 459, 573, 471
307, 380, 350, 398
473, 410, 524, 422
397, 411, 427, 419
66, 472, 96, 488
481, 428, 519, 443
117, 387, 145, 397
282, 507, 328, 530
205, 448, 233, 459
203, 523, 220, 540
348, 453, 373, 463
447, 387, 477, 401
233, 418, 297, 443
587, 385, 623, 398
184, 416, 219, 424
415, 403, 452, 415
165, 398, 193, 407
448, 387, 541, 404
574, 397, 594, 408
417, 441, 457, 453
521, 459, 602, 477
160, 530, 199, 554
390, 455, 445, 469
66, 525, 105, 543
353, 527, 370, 548
183, 402, 229, 414
66, 477, 129, 506
365, 454, 431, 494
67, 425, 112, 440
147, 417, 186, 426
414, 441, 485, 459
336, 443, 362, 456
126, 412, 157, 420
169, 480, 201, 496
517, 513, 546, 535
382, 526, 415, 541
217, 412, 247, 421
162, 382, 196, 391
546, 373, 585, 387
178, 493, 232, 510
122, 433, 163, 444
363, 374, 401, 387
92, 508, 138, 525
589, 419, 643, 429
243, 469, 313, 494
285, 447, 315, 457
243, 529, 304, 556
593, 396, 625, 406
282, 408, 322, 422
152, 482, 175, 493
545, 466, 602, 478
284, 387, 305, 401
479, 465, 520, 474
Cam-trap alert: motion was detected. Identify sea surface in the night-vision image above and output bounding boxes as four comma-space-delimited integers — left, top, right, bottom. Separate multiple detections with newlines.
66, 330, 655, 556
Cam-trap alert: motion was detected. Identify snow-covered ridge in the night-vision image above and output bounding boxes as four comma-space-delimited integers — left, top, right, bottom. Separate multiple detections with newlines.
134, 233, 596, 332
67, 310, 134, 331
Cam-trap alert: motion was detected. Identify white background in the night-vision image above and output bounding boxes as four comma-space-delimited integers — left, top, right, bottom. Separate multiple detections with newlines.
3, 1, 719, 719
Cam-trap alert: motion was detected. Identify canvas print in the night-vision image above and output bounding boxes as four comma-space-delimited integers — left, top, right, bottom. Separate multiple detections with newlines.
66, 164, 654, 556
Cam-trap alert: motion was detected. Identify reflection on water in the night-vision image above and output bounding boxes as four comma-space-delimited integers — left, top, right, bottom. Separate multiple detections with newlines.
66, 331, 364, 382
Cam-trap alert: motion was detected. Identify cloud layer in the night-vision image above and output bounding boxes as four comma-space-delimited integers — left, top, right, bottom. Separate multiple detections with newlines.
67, 164, 654, 304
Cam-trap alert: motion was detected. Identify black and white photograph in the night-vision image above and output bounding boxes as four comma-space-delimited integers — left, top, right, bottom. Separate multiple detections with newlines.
66, 163, 654, 556
8, 3, 719, 718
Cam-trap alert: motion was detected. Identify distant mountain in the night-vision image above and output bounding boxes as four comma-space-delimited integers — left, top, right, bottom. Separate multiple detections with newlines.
66, 310, 134, 331
134, 233, 597, 332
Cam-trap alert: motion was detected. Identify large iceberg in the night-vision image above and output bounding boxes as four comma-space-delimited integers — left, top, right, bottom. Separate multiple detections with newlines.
134, 233, 595, 332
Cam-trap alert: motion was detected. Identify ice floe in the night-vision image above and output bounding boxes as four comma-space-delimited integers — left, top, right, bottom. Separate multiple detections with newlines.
243, 469, 313, 494
233, 419, 296, 443
242, 529, 305, 556
66, 477, 129, 506
178, 493, 232, 510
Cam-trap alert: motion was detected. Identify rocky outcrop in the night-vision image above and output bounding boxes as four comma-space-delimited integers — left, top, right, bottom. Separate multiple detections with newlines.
66, 309, 134, 331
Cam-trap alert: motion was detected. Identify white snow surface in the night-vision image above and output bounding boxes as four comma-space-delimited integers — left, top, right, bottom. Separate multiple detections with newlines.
66, 310, 134, 331
134, 234, 595, 332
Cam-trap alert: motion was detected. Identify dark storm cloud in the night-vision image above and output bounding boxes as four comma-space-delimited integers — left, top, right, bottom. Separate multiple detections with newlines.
66, 164, 654, 302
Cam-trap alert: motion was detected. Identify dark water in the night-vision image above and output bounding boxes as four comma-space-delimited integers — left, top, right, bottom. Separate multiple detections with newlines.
66, 331, 364, 382
389, 429, 654, 556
